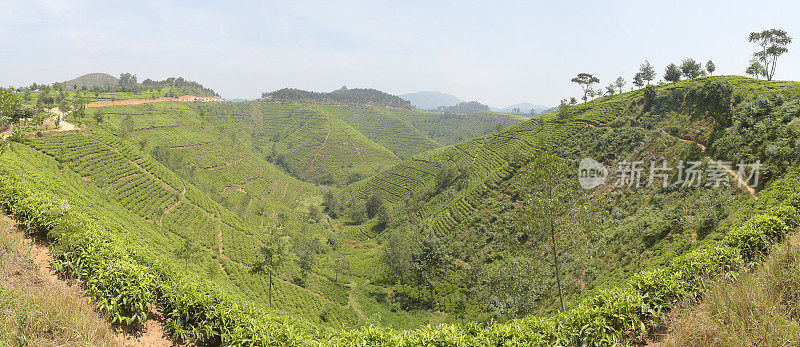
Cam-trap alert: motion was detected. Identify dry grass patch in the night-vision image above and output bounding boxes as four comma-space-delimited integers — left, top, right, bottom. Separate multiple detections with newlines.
659, 232, 800, 346
0, 214, 121, 346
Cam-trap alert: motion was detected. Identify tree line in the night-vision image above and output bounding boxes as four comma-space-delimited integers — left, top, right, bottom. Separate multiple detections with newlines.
16, 73, 219, 97
262, 85, 412, 107
568, 28, 791, 104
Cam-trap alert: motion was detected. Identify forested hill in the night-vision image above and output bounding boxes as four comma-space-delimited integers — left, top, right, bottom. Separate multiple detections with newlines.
26, 72, 220, 98
261, 86, 411, 107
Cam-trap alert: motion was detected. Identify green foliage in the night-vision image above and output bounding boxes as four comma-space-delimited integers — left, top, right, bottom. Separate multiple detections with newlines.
0, 87, 21, 124
433, 101, 490, 114
643, 85, 656, 110
5, 76, 800, 345
680, 58, 704, 80
262, 87, 410, 107
749, 28, 792, 81
664, 63, 682, 83
683, 80, 733, 124
724, 214, 789, 261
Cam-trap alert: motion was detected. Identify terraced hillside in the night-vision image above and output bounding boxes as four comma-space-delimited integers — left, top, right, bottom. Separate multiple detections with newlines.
339, 75, 800, 320
3, 75, 800, 345
18, 131, 356, 326
383, 109, 528, 145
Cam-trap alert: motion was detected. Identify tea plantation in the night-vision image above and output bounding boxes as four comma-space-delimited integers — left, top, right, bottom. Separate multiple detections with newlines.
3, 76, 800, 345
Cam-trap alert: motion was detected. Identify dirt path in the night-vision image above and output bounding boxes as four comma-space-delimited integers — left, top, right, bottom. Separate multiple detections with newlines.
580, 121, 756, 198
662, 130, 757, 198
0, 213, 173, 346
0, 124, 12, 140
45, 107, 79, 132
85, 95, 223, 108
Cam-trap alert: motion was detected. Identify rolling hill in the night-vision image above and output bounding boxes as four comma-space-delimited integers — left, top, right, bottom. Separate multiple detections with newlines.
62, 73, 119, 90
3, 75, 800, 345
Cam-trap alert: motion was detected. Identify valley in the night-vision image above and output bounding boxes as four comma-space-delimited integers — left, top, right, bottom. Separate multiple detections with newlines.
2, 71, 800, 345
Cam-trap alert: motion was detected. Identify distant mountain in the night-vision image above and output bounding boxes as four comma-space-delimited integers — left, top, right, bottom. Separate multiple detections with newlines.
537, 106, 559, 116
400, 91, 462, 110
492, 102, 550, 116
62, 73, 119, 90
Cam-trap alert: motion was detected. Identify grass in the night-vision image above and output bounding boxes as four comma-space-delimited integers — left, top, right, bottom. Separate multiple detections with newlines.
0, 214, 120, 346
661, 232, 800, 346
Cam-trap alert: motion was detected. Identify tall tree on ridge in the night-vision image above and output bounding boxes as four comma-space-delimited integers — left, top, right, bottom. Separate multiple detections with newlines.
639, 60, 656, 85
614, 76, 626, 94
571, 73, 600, 105
516, 155, 592, 312
705, 60, 716, 75
664, 63, 682, 83
749, 29, 792, 81
681, 58, 703, 80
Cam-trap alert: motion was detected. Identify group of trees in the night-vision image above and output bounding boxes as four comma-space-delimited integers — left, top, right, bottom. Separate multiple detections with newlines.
433, 101, 491, 114
663, 58, 714, 83
570, 74, 628, 103
1, 87, 48, 141
140, 75, 219, 96
568, 29, 791, 102
17, 73, 219, 97
381, 228, 448, 303
262, 86, 411, 107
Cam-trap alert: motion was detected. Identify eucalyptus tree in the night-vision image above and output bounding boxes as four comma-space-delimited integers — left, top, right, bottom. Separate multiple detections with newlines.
749, 29, 792, 81
251, 234, 291, 308
638, 60, 656, 85
516, 155, 593, 311
571, 73, 600, 105
706, 60, 716, 75
614, 76, 626, 93
664, 63, 682, 83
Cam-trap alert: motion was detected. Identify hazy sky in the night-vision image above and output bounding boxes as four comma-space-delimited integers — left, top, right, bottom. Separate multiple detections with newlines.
2, 1, 799, 107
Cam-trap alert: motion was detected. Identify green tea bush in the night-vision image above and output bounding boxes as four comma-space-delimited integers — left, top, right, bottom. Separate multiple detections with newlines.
724, 214, 788, 261
0, 172, 156, 325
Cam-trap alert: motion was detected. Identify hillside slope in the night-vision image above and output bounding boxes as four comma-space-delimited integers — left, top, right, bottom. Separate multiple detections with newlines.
339, 75, 800, 320
3, 75, 800, 345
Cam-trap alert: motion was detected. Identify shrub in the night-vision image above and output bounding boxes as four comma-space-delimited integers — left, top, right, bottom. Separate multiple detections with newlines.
670, 243, 742, 285
724, 214, 788, 261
